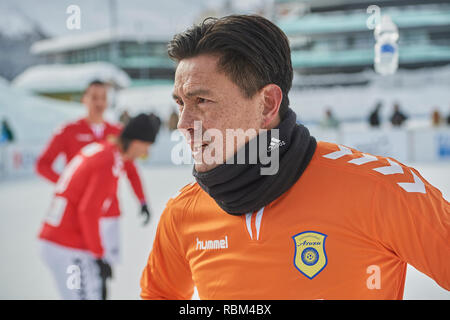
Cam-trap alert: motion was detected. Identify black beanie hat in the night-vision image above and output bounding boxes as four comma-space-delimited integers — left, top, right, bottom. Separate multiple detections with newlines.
120, 113, 161, 143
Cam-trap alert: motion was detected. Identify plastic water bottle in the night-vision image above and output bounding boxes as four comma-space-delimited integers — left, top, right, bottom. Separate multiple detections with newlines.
374, 15, 399, 75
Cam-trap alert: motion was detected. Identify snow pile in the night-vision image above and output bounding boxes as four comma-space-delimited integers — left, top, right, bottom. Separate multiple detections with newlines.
31, 28, 170, 55
11, 62, 131, 94
0, 76, 9, 87
0, 85, 84, 143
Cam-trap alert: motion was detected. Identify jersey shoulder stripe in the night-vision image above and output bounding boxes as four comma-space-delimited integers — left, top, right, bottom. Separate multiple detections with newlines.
314, 141, 427, 195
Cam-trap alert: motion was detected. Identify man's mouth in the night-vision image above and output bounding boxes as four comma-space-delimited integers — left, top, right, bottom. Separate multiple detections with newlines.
191, 142, 208, 154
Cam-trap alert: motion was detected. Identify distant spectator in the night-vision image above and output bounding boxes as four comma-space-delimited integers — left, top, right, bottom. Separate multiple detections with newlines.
447, 110, 450, 126
368, 101, 382, 127
0, 118, 14, 143
431, 109, 442, 127
390, 103, 408, 127
320, 108, 339, 129
119, 110, 131, 125
167, 108, 179, 131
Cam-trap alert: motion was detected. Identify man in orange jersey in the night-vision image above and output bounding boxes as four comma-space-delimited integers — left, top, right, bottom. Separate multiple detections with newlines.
140, 15, 449, 299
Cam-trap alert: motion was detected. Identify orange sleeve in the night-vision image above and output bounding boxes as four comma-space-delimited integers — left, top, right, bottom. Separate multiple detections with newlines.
124, 160, 146, 204
372, 167, 450, 290
36, 127, 66, 183
140, 199, 194, 300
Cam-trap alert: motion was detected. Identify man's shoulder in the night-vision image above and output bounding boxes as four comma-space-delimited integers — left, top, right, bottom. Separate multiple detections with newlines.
104, 121, 123, 134
308, 141, 427, 195
80, 142, 115, 166
54, 118, 86, 135
167, 181, 203, 208
162, 181, 213, 219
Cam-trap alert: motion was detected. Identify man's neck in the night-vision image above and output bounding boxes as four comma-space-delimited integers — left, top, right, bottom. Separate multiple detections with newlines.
115, 139, 131, 161
264, 114, 281, 131
85, 113, 104, 125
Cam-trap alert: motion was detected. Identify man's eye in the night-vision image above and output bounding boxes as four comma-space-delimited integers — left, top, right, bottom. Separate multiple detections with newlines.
175, 99, 184, 106
197, 98, 209, 104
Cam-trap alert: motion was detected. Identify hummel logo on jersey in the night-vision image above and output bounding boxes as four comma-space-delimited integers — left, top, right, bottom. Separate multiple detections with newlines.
196, 236, 229, 250
268, 137, 286, 152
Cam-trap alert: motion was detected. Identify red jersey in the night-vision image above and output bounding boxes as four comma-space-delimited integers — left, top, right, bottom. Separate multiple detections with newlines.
141, 141, 449, 300
39, 142, 123, 258
36, 118, 146, 216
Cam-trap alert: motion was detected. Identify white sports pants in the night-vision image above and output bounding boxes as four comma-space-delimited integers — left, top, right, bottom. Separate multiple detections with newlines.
99, 216, 121, 265
39, 217, 120, 300
39, 240, 102, 300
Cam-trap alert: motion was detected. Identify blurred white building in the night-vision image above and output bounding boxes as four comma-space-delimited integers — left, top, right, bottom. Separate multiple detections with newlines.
12, 61, 130, 102
30, 28, 174, 84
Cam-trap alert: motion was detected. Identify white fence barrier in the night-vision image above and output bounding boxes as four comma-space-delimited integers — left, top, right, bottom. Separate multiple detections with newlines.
310, 126, 450, 164
0, 143, 43, 180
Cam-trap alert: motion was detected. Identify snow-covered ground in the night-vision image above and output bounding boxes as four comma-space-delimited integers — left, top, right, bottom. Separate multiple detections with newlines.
0, 162, 448, 300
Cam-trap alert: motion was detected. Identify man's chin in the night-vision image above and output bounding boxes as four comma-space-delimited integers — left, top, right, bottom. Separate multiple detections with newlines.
192, 147, 225, 173
95, 107, 107, 114
194, 162, 221, 173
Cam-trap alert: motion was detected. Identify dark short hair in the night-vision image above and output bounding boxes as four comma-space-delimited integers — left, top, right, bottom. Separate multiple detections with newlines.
119, 136, 133, 152
168, 15, 293, 119
83, 79, 106, 95
120, 112, 161, 150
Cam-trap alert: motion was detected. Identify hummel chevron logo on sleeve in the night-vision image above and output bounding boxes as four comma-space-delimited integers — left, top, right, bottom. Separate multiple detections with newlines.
322, 145, 426, 194
373, 159, 425, 193
322, 145, 353, 160
397, 171, 426, 194
372, 159, 404, 175
348, 153, 378, 165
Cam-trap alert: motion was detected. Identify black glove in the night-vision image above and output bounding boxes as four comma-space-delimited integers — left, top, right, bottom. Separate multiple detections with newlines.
140, 203, 151, 226
95, 259, 113, 280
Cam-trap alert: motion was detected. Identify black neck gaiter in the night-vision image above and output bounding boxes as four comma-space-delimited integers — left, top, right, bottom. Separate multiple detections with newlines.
193, 108, 317, 216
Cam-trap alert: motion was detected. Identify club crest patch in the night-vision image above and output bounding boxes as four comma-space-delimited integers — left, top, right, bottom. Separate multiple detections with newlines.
292, 231, 328, 279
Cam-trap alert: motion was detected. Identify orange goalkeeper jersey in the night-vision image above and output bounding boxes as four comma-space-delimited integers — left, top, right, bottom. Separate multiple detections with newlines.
140, 141, 450, 300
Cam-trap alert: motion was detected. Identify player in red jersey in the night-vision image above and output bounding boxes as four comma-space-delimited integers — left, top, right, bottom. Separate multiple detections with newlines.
36, 81, 153, 266
39, 113, 160, 300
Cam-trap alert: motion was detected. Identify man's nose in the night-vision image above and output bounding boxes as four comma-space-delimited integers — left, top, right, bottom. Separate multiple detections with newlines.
177, 105, 198, 131
177, 106, 205, 145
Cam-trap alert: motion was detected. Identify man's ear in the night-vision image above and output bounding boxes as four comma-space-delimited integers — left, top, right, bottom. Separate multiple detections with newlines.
260, 84, 282, 128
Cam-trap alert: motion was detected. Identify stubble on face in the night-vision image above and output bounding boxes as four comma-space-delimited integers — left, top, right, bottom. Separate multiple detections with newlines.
173, 54, 264, 172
